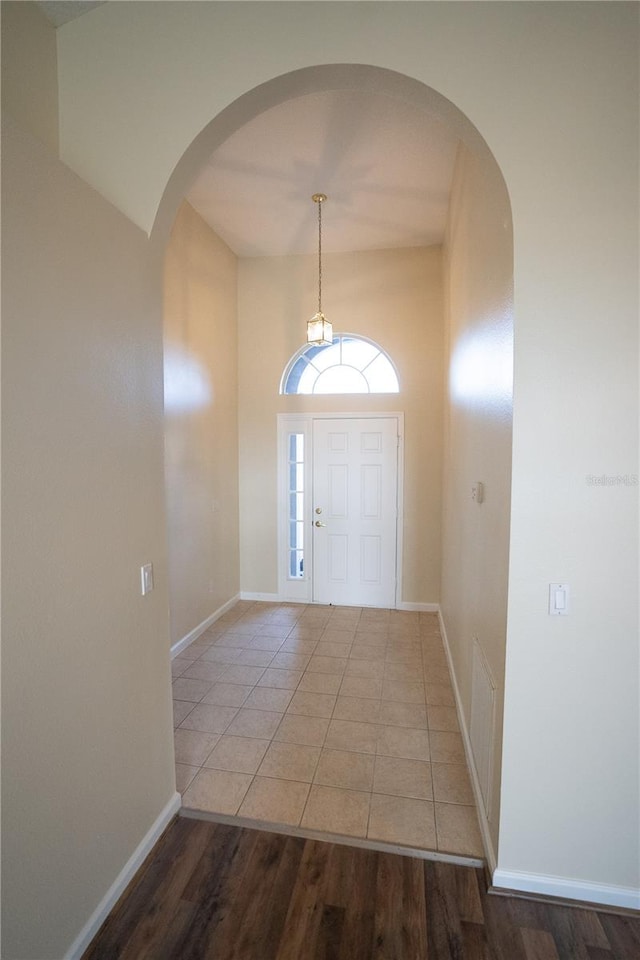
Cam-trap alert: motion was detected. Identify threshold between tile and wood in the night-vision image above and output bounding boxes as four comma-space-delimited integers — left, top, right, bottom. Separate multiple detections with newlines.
180, 806, 485, 868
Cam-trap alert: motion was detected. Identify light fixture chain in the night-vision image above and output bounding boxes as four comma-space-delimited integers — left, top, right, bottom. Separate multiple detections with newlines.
307, 193, 332, 346
317, 196, 322, 315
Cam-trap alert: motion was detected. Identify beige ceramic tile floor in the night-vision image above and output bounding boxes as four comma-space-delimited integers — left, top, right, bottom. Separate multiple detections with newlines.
172, 601, 484, 860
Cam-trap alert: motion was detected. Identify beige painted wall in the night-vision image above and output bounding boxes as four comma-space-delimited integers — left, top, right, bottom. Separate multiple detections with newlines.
164, 202, 240, 646
3, 1, 637, 949
1, 0, 59, 154
238, 246, 443, 604
441, 143, 514, 861
2, 114, 175, 959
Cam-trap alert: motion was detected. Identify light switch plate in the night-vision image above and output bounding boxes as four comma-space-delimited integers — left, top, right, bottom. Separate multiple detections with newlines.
549, 582, 569, 616
141, 563, 154, 596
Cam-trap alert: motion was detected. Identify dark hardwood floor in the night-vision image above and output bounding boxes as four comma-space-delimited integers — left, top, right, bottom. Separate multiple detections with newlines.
83, 816, 640, 960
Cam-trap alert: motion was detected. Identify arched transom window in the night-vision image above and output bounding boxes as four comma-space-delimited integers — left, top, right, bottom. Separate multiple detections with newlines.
280, 334, 399, 395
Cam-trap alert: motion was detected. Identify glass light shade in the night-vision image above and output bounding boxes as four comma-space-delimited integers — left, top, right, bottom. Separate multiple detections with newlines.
307, 312, 333, 346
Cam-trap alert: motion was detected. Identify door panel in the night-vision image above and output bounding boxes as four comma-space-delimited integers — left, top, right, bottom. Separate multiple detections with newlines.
312, 417, 398, 607
328, 534, 348, 582
328, 463, 348, 517
361, 464, 381, 518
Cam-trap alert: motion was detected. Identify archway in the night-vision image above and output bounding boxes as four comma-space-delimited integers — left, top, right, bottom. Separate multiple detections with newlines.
159, 64, 513, 876
151, 64, 505, 248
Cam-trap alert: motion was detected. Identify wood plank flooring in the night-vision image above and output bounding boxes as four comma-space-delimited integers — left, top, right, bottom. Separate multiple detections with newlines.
83, 816, 640, 960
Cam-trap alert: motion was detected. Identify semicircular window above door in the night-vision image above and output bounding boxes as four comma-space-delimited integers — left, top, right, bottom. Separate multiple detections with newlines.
280, 334, 400, 395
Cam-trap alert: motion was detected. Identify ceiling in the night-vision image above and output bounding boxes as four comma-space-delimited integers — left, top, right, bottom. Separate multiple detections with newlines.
37, 1, 107, 27
187, 90, 459, 258
37, 3, 459, 255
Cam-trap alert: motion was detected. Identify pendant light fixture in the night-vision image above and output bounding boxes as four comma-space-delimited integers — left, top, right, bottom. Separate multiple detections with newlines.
307, 193, 333, 346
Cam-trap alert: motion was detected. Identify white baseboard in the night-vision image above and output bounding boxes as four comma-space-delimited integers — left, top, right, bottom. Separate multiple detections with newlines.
237, 594, 440, 612
438, 610, 497, 874
171, 593, 241, 659
240, 595, 440, 612
492, 868, 640, 912
65, 791, 181, 959
397, 601, 439, 612
239, 591, 281, 603
438, 613, 639, 912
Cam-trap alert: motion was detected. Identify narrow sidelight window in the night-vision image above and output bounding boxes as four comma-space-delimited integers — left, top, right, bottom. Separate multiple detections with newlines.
287, 433, 305, 578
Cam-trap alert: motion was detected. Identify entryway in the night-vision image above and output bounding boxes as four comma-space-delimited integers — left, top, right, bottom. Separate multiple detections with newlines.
172, 598, 484, 861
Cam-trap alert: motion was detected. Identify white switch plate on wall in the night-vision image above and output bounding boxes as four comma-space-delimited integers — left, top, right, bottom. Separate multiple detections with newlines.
141, 563, 154, 596
549, 582, 569, 615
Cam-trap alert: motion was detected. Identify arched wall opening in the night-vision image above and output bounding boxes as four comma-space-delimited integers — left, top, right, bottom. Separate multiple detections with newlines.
151, 64, 507, 248
158, 63, 514, 873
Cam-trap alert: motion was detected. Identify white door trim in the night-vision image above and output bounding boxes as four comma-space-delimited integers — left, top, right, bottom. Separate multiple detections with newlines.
277, 415, 313, 603
277, 412, 404, 607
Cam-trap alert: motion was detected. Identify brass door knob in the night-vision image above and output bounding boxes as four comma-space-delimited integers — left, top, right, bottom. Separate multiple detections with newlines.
314, 520, 326, 527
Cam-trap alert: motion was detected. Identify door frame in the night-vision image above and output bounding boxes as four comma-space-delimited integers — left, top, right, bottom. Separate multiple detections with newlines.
277, 411, 405, 606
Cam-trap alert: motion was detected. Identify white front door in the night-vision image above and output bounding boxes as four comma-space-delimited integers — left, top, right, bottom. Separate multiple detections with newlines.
312, 417, 399, 607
